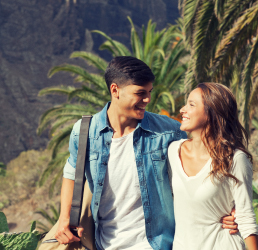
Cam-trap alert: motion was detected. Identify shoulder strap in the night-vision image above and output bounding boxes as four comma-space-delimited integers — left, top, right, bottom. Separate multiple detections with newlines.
70, 115, 92, 227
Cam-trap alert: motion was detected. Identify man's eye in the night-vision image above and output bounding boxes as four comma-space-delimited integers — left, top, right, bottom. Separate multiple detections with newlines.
136, 92, 144, 96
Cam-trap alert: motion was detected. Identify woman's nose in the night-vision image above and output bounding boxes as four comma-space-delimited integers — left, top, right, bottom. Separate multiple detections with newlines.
180, 106, 186, 113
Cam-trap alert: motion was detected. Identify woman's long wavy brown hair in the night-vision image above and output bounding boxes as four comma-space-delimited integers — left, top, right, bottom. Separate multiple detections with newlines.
197, 82, 252, 183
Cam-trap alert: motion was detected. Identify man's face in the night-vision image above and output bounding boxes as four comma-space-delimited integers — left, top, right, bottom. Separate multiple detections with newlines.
116, 81, 153, 120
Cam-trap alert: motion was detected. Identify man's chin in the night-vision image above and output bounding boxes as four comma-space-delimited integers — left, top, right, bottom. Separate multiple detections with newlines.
135, 112, 145, 120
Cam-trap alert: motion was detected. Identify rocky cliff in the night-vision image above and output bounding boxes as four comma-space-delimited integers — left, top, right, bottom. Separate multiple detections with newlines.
0, 0, 179, 164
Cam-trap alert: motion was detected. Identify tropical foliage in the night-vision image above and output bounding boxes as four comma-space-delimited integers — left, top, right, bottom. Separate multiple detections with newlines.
180, 0, 258, 133
0, 212, 41, 250
0, 162, 6, 177
252, 182, 258, 224
34, 203, 60, 232
38, 17, 188, 195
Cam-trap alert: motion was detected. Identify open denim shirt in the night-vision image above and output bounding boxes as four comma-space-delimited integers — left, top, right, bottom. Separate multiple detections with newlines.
63, 102, 187, 250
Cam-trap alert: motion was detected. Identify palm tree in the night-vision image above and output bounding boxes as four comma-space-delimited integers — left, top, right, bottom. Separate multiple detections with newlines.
38, 17, 188, 195
181, 0, 258, 133
93, 17, 188, 114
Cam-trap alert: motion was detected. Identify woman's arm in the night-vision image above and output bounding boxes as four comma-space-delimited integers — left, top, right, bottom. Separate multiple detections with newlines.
245, 234, 258, 250
231, 152, 258, 250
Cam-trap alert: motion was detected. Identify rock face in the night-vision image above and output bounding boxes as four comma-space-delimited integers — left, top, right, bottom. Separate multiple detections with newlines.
0, 0, 179, 164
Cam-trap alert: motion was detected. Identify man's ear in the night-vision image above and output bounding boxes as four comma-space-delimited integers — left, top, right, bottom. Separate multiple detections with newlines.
110, 83, 119, 99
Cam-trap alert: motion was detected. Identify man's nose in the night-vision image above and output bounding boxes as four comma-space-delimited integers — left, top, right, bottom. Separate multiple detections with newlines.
143, 93, 151, 103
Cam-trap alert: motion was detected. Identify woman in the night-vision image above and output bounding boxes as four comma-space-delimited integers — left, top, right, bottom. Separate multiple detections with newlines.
168, 82, 258, 250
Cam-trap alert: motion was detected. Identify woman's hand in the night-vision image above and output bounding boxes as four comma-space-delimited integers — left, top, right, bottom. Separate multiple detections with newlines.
221, 208, 239, 234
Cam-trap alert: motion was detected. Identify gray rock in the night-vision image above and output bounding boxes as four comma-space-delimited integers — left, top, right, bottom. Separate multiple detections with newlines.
0, 0, 179, 164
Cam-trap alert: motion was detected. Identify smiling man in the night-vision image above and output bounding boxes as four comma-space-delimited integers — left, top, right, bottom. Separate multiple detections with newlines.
55, 56, 238, 250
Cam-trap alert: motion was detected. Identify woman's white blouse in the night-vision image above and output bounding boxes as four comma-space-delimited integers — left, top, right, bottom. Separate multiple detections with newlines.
168, 139, 258, 250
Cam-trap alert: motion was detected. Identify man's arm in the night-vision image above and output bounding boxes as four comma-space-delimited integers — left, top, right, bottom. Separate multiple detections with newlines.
55, 178, 83, 244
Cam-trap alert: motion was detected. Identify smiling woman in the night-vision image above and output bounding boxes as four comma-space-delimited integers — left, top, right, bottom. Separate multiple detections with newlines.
167, 82, 258, 250
180, 88, 207, 135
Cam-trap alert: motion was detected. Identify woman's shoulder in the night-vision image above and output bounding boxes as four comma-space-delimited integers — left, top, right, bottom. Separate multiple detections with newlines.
231, 149, 253, 175
168, 139, 187, 155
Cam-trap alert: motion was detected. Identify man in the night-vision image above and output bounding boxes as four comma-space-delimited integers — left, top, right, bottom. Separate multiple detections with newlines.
55, 56, 237, 249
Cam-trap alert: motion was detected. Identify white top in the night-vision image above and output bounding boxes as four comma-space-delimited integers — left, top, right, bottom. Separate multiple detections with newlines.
98, 131, 152, 250
168, 139, 258, 250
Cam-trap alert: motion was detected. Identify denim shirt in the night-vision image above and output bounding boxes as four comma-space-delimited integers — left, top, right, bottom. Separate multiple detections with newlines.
63, 102, 187, 250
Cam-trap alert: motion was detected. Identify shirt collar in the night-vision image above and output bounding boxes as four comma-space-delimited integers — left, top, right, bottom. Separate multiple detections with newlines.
136, 112, 153, 133
98, 102, 111, 133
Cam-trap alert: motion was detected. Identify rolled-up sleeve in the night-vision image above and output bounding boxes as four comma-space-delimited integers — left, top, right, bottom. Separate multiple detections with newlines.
231, 152, 258, 239
63, 120, 81, 180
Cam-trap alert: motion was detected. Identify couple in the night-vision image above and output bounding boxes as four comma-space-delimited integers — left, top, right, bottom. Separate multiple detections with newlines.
55, 56, 258, 249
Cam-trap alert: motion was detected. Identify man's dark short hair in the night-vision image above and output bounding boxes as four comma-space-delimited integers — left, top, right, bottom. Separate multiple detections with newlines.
105, 56, 155, 93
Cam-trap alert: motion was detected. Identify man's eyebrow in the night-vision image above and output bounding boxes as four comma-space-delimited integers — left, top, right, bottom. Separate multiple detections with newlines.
135, 87, 153, 92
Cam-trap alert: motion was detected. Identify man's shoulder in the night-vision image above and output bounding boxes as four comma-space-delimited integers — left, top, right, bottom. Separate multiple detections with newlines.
145, 111, 182, 133
71, 110, 103, 135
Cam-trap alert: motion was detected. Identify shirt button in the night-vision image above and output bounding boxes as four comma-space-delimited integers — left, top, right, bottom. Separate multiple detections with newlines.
99, 183, 103, 186
103, 162, 107, 165
95, 202, 98, 206
106, 142, 110, 146
161, 155, 165, 160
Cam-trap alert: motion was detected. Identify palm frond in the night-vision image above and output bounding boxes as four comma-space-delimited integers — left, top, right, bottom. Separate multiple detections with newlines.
192, 0, 218, 83
252, 117, 258, 130
242, 35, 258, 132
215, 3, 258, 79
37, 104, 92, 135
38, 86, 75, 97
184, 58, 198, 94
48, 125, 73, 158
253, 63, 258, 80
68, 88, 109, 106
69, 85, 110, 103
92, 30, 127, 56
99, 40, 132, 57
70, 51, 108, 72
214, 0, 227, 20
39, 151, 70, 187
35, 203, 60, 232
127, 17, 144, 59
183, 0, 202, 46
49, 166, 65, 197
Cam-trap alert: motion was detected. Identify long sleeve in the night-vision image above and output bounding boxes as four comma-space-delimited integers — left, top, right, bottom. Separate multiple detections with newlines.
231, 151, 258, 239
63, 120, 81, 180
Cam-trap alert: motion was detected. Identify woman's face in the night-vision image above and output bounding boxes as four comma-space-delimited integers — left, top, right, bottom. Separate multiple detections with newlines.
180, 88, 208, 134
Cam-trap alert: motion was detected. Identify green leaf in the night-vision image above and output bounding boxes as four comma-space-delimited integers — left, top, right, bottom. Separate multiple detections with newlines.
30, 221, 36, 233
0, 212, 9, 233
253, 181, 258, 198
0, 162, 6, 177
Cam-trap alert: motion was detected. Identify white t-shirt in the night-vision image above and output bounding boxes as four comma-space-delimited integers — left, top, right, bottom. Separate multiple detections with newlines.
98, 131, 152, 250
168, 139, 258, 250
